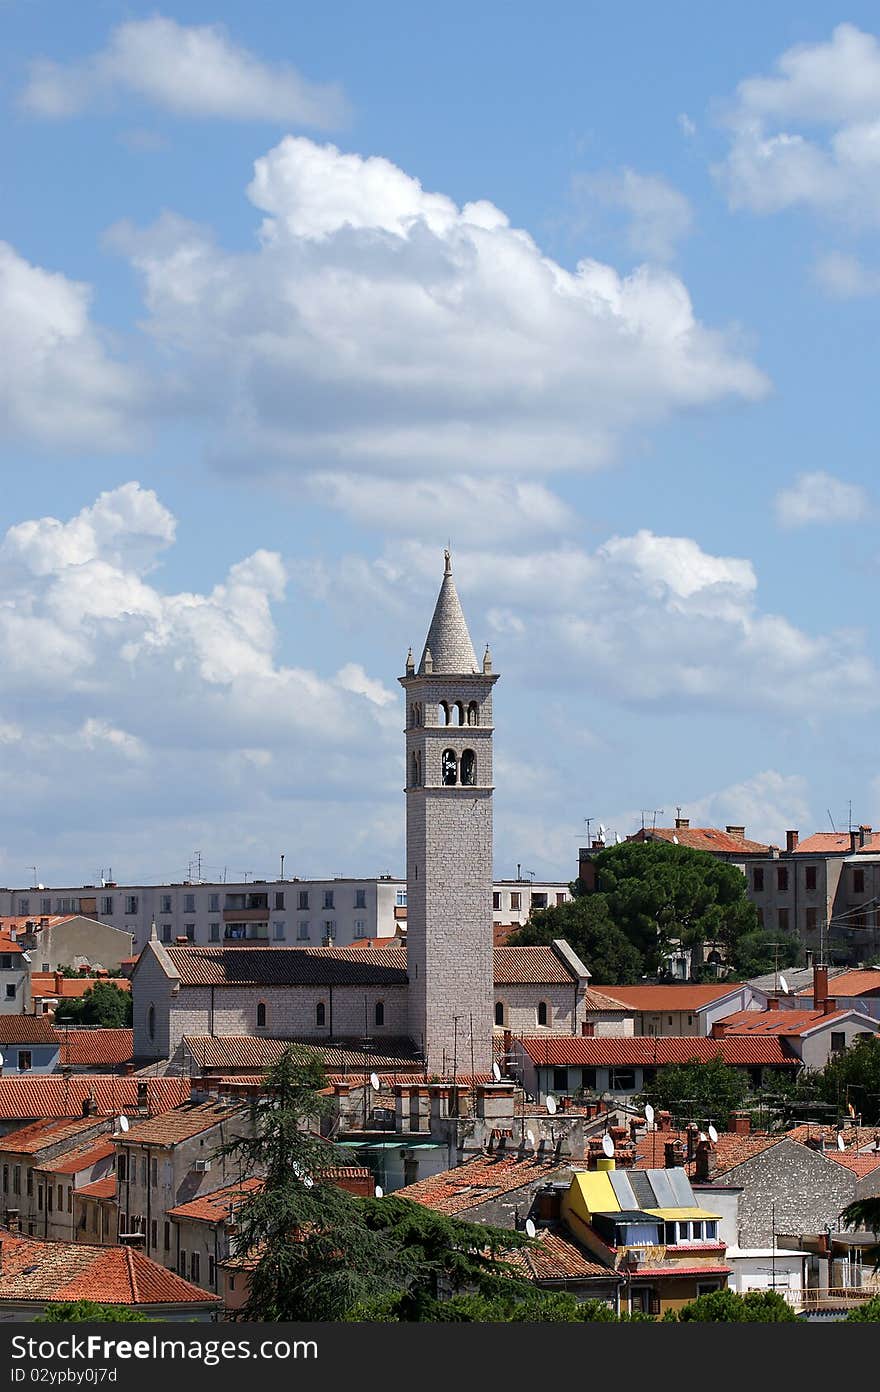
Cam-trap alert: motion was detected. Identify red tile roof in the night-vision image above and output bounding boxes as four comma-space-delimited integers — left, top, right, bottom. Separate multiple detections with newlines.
0, 1075, 191, 1120
183, 1034, 422, 1073
165, 945, 408, 986
35, 1138, 116, 1176
0, 1117, 107, 1155
400, 1153, 565, 1215
516, 1036, 799, 1067
629, 827, 769, 854
0, 1016, 60, 1044
0, 936, 23, 955
786, 1124, 879, 1149
493, 947, 579, 985
54, 1029, 133, 1066
507, 1227, 617, 1282
593, 984, 746, 1011
582, 988, 631, 1013
76, 1176, 117, 1200
633, 1130, 780, 1175
629, 1264, 732, 1278
0, 1231, 218, 1307
796, 971, 880, 999
0, 916, 76, 931
794, 832, 880, 855
33, 975, 131, 1000
827, 1152, 880, 1177
120, 1099, 246, 1147
167, 1177, 264, 1224
716, 1008, 875, 1037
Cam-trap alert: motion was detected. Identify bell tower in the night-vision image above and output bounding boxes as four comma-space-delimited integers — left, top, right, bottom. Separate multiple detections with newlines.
400, 551, 496, 1074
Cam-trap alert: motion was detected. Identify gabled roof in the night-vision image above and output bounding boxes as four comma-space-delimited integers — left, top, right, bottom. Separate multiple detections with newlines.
827, 1152, 880, 1177
0, 1016, 60, 1045
165, 945, 408, 987
167, 1177, 264, 1224
54, 1029, 133, 1066
494, 945, 584, 985
796, 970, 880, 999
516, 1036, 799, 1067
418, 552, 479, 675
0, 1075, 191, 1120
633, 1130, 780, 1175
506, 1227, 619, 1282
35, 1138, 116, 1175
794, 832, 880, 855
715, 1008, 877, 1038
399, 1153, 564, 1215
593, 984, 747, 1012
34, 975, 131, 1000
0, 1231, 218, 1307
183, 1034, 422, 1072
629, 828, 769, 854
0, 1117, 107, 1156
76, 1176, 117, 1200
120, 1099, 246, 1148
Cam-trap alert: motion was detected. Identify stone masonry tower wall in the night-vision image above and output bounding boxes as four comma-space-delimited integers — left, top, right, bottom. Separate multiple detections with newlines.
399, 553, 496, 1074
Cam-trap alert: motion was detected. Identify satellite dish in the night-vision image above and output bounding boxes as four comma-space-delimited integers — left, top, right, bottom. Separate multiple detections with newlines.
118, 1115, 129, 1133
644, 1103, 655, 1126
303, 1175, 314, 1188
545, 1094, 557, 1115
21, 951, 31, 963
374, 1185, 384, 1198
0, 1051, 4, 1067
837, 1132, 846, 1152
525, 1218, 537, 1239
779, 975, 789, 995
672, 835, 679, 844
526, 1128, 536, 1148
601, 1133, 615, 1158
369, 1072, 381, 1091
492, 1061, 502, 1082
614, 832, 622, 845
699, 1131, 708, 1143
598, 825, 606, 840
708, 1124, 719, 1144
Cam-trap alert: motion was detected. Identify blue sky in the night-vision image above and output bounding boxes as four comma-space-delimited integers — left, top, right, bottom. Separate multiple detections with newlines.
2, 3, 880, 886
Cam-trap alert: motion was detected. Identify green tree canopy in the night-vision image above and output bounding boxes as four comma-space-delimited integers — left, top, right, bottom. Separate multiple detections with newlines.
507, 893, 644, 984
818, 1036, 880, 1125
728, 929, 801, 980
674, 1288, 796, 1322
220, 1045, 531, 1321
638, 1055, 750, 1125
586, 840, 759, 974
54, 980, 133, 1028
36, 1301, 149, 1322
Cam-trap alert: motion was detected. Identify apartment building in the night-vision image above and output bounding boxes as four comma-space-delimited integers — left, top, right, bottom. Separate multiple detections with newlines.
0, 876, 570, 956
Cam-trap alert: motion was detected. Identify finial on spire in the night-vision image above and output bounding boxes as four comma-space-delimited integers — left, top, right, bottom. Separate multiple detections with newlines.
483, 644, 492, 674
150, 917, 158, 942
444, 548, 452, 575
405, 646, 415, 676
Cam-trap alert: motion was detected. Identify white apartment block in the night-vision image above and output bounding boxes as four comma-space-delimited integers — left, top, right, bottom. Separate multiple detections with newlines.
0, 876, 570, 956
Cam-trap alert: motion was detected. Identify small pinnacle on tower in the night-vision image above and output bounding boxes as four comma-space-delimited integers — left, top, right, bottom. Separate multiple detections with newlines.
483, 644, 492, 674
405, 647, 415, 675
423, 646, 434, 674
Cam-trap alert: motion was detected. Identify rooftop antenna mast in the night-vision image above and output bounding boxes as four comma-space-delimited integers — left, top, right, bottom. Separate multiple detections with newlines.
827, 809, 836, 832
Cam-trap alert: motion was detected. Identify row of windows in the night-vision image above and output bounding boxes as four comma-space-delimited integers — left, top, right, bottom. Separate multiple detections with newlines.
16, 888, 374, 916
155, 918, 371, 945
495, 1001, 552, 1027
752, 864, 871, 895
492, 891, 565, 912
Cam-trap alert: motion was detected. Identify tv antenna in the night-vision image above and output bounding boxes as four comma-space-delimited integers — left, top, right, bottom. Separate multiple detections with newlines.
827, 809, 836, 832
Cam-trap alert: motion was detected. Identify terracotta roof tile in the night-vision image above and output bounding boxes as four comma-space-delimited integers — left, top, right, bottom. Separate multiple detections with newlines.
33, 976, 131, 1000
0, 1117, 108, 1156
167, 1177, 264, 1223
493, 947, 578, 985
35, 1138, 116, 1176
165, 945, 408, 987
0, 1075, 191, 1120
516, 1036, 799, 1067
593, 984, 747, 1011
0, 1231, 217, 1307
183, 1034, 422, 1073
582, 988, 631, 1012
786, 1125, 879, 1149
794, 832, 880, 855
716, 1008, 876, 1037
0, 1016, 59, 1044
76, 1175, 117, 1200
121, 1099, 246, 1147
54, 1029, 133, 1066
827, 1152, 880, 1177
399, 1153, 565, 1216
633, 1130, 780, 1175
506, 1227, 618, 1282
796, 970, 880, 998
629, 828, 769, 854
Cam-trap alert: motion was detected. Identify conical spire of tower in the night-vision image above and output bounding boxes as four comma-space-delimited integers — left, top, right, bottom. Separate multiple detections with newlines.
418, 549, 478, 675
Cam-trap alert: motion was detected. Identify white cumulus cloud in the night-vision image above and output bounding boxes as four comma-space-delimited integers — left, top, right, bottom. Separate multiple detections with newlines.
20, 15, 347, 126
574, 167, 694, 261
774, 471, 870, 528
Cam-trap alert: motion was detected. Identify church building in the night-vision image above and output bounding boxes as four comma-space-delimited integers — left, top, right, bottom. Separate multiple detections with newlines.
131, 554, 592, 1072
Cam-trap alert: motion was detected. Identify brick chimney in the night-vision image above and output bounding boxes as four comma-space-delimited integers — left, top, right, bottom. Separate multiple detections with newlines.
675, 817, 690, 830
729, 1112, 751, 1136
710, 1021, 727, 1039
813, 965, 829, 1011
580, 1021, 595, 1036
685, 1122, 699, 1163
726, 826, 746, 841
850, 830, 859, 855
694, 1136, 712, 1182
766, 996, 780, 1011
664, 1139, 686, 1168
859, 825, 872, 848
786, 830, 799, 853
656, 1110, 673, 1133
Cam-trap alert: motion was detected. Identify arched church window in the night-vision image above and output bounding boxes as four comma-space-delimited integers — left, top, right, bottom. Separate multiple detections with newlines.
316, 1002, 326, 1028
441, 749, 458, 785
374, 1001, 385, 1026
257, 1001, 267, 1028
440, 701, 451, 726
460, 749, 476, 786
467, 701, 479, 726
455, 701, 465, 726
537, 1001, 549, 1027
495, 1001, 505, 1027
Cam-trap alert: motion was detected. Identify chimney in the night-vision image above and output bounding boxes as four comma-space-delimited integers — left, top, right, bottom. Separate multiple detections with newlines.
710, 1021, 726, 1039
664, 1139, 686, 1169
786, 830, 799, 853
685, 1122, 699, 1163
656, 1110, 673, 1133
859, 825, 872, 849
694, 1137, 712, 1182
580, 1021, 595, 1036
823, 997, 837, 1016
766, 996, 780, 1011
850, 830, 859, 855
726, 826, 746, 841
4, 1209, 19, 1234
813, 965, 829, 1011
729, 1112, 751, 1136
675, 817, 690, 830
54, 972, 64, 993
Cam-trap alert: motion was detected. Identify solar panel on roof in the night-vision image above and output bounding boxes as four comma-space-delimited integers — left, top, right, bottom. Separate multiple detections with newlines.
644, 1170, 676, 1207
666, 1169, 697, 1207
627, 1171, 658, 1209
608, 1170, 637, 1208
